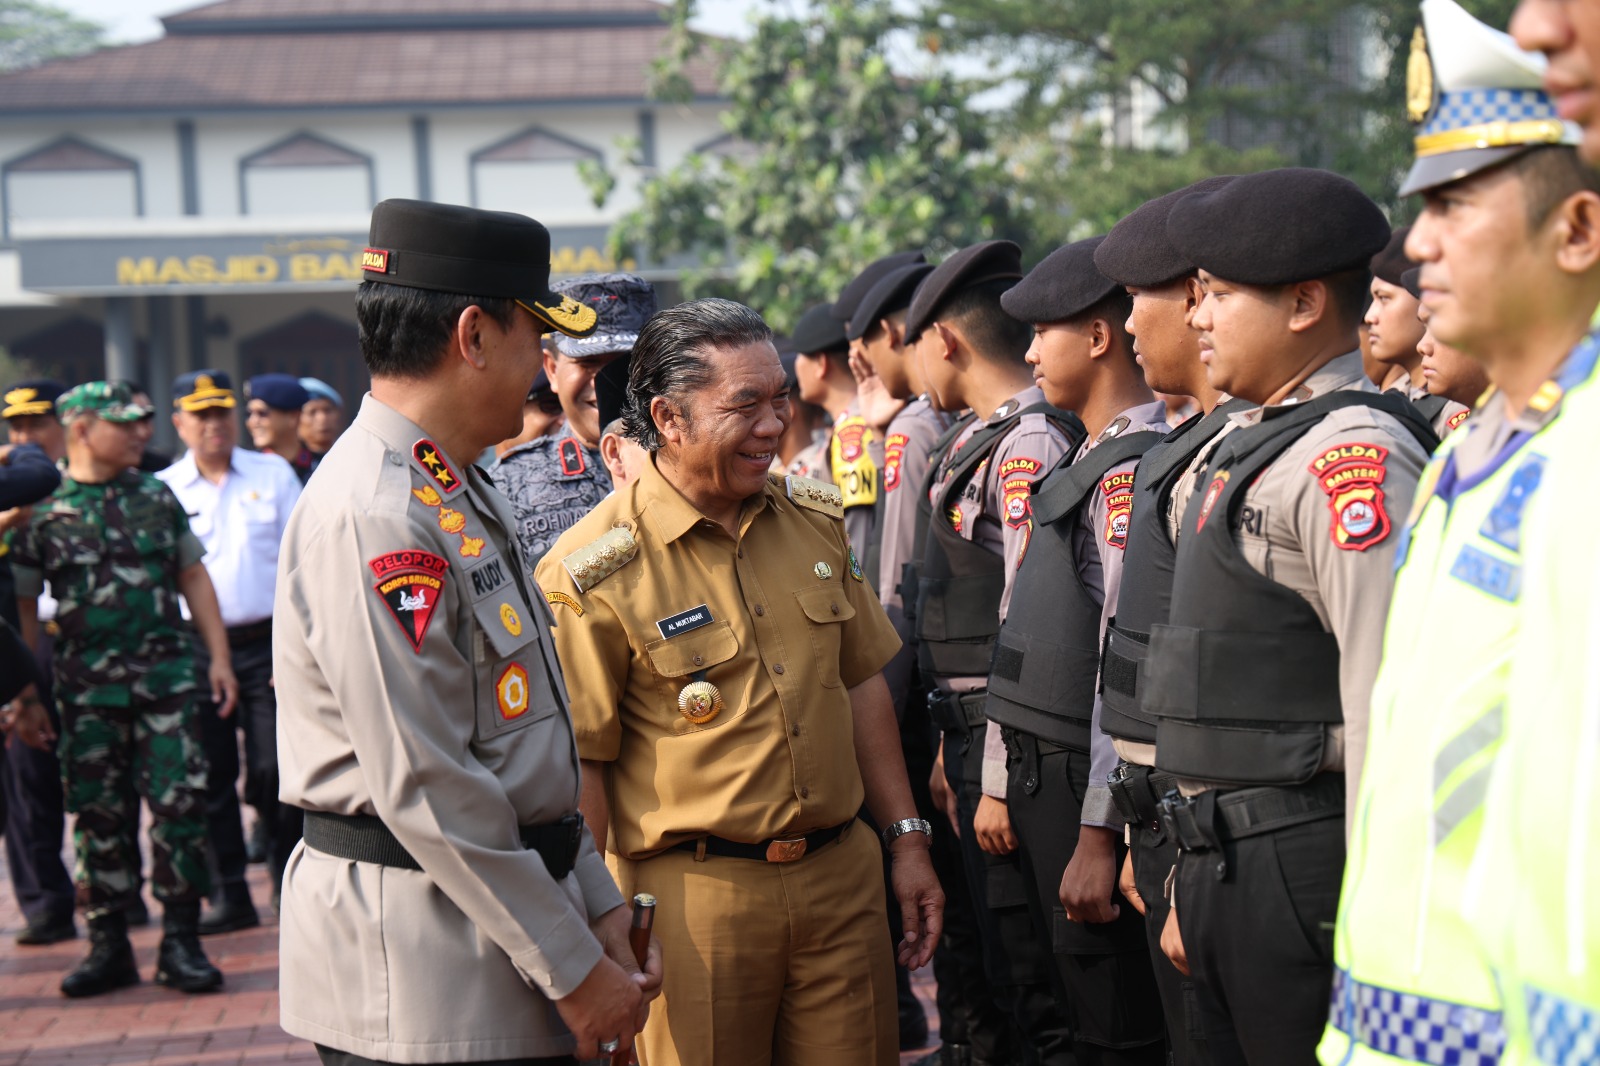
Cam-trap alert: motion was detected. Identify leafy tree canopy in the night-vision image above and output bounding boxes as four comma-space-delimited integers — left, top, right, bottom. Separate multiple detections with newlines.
0, 1, 103, 74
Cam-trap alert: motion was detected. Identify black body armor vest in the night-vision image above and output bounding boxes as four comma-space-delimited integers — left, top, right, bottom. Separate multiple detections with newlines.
915, 403, 1084, 682
986, 431, 1162, 750
1146, 391, 1436, 787
897, 415, 974, 635
1098, 400, 1252, 745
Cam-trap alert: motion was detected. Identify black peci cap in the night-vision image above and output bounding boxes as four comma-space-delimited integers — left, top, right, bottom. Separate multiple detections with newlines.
1094, 176, 1236, 288
847, 262, 934, 341
594, 355, 631, 432
792, 303, 850, 355
832, 251, 926, 322
903, 240, 1024, 342
1002, 236, 1120, 325
362, 198, 598, 338
1370, 227, 1416, 288
1166, 168, 1390, 286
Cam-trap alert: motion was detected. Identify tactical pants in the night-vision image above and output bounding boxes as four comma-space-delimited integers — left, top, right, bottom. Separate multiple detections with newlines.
2, 633, 74, 923
943, 720, 1073, 1066
1172, 807, 1343, 1065
1003, 733, 1165, 1065
59, 690, 210, 916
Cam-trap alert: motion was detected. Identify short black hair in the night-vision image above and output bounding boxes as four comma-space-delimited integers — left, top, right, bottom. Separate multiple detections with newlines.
941, 279, 1033, 365
1322, 268, 1373, 332
1076, 290, 1135, 363
624, 298, 773, 452
355, 280, 518, 379
1508, 145, 1600, 228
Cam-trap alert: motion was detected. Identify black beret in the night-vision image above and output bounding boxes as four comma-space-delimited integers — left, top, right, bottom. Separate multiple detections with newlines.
3, 379, 67, 418
1094, 175, 1236, 287
1400, 267, 1422, 300
594, 356, 631, 432
792, 302, 849, 355
363, 198, 598, 338
847, 262, 934, 341
1002, 236, 1120, 325
832, 251, 926, 322
245, 373, 310, 411
1370, 226, 1415, 288
1166, 168, 1391, 286
904, 240, 1024, 342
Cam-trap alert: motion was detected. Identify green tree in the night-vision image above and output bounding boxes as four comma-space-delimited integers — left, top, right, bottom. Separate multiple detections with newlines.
587, 0, 1027, 333
0, 1, 103, 73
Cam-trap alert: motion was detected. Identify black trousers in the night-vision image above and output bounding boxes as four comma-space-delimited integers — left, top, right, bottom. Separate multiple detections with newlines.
1172, 807, 1344, 1065
2, 631, 74, 922
317, 1046, 575, 1066
944, 720, 1073, 1066
1004, 734, 1165, 1065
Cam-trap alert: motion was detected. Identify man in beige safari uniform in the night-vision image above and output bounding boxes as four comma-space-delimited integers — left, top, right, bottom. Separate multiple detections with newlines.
274, 199, 660, 1066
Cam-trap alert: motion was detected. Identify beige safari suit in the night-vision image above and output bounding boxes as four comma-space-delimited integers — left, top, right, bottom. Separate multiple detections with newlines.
536, 456, 903, 1066
275, 395, 623, 1064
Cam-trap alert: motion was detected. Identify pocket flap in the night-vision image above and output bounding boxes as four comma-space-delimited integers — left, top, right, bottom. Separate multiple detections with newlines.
793, 584, 856, 625
473, 595, 536, 660
645, 619, 739, 678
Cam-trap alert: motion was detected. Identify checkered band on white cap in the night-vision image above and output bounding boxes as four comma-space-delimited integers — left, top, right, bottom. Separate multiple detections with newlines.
1527, 986, 1600, 1066
1421, 89, 1559, 137
1328, 969, 1506, 1066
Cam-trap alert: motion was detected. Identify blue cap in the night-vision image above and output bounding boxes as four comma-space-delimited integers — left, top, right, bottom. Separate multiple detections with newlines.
3, 379, 67, 419
299, 377, 344, 408
245, 373, 311, 411
172, 370, 236, 412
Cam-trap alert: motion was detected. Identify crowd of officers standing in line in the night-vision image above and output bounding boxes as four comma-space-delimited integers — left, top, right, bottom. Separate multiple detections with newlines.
4, 0, 1600, 1061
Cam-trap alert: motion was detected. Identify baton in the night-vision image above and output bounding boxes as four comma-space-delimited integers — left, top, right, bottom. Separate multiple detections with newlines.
612, 893, 656, 1066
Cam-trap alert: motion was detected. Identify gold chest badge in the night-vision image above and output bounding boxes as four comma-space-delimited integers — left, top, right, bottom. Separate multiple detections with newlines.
678, 680, 724, 725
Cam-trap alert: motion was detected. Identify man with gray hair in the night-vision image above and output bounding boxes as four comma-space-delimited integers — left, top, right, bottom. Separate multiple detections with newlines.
536, 298, 944, 1066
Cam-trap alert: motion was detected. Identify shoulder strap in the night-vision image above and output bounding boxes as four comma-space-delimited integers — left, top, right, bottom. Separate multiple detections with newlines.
1033, 431, 1163, 526
562, 526, 639, 593
785, 475, 844, 518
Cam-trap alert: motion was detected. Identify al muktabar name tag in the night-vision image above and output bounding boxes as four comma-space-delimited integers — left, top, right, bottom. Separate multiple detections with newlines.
657, 604, 713, 639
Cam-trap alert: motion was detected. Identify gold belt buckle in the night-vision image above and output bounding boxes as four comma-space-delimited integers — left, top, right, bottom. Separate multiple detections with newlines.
765, 837, 807, 863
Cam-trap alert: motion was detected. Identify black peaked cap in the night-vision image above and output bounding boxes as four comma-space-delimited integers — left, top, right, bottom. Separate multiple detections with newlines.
594, 356, 631, 432
904, 240, 1024, 342
832, 251, 927, 322
792, 303, 850, 355
1002, 236, 1119, 325
847, 262, 934, 341
1370, 226, 1415, 288
1166, 168, 1390, 286
1094, 175, 1236, 287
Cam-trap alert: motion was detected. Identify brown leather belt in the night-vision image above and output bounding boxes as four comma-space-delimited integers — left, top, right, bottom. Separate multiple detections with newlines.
673, 820, 851, 864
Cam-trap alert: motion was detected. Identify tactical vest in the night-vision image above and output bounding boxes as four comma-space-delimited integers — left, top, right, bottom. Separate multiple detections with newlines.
1099, 400, 1251, 744
898, 414, 976, 636
915, 403, 1085, 682
1411, 392, 1449, 427
986, 431, 1162, 750
1146, 392, 1436, 787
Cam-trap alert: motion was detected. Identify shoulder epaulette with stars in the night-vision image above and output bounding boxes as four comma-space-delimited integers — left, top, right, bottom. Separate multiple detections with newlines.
785, 475, 843, 519
562, 525, 638, 593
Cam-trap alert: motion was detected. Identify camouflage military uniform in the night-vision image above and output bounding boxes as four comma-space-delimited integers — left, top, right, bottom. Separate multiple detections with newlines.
492, 424, 611, 564
8, 469, 211, 916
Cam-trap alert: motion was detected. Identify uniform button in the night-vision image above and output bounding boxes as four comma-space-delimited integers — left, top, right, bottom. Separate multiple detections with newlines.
830, 603, 839, 615
693, 655, 703, 666
388, 453, 402, 466
738, 548, 745, 558
791, 725, 800, 736
755, 605, 765, 617
774, 664, 785, 675
800, 787, 810, 798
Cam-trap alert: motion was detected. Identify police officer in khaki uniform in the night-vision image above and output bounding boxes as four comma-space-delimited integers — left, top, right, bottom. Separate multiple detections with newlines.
275, 199, 660, 1066
1143, 170, 1436, 1061
537, 297, 943, 1066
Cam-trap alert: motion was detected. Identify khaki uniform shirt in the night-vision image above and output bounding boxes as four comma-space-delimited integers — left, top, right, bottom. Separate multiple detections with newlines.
535, 456, 901, 859
275, 395, 622, 1064
1164, 353, 1428, 820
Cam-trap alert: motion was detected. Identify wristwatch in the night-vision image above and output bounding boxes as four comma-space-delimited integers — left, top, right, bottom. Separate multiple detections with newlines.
881, 817, 933, 848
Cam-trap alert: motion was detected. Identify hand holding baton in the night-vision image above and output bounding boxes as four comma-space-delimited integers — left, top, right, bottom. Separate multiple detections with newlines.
612, 893, 656, 1066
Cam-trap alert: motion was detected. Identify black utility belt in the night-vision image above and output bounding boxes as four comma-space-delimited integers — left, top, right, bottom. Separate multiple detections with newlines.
1107, 762, 1177, 833
673, 820, 850, 864
225, 619, 273, 647
926, 689, 987, 732
302, 810, 584, 880
1159, 774, 1345, 853
998, 727, 1077, 757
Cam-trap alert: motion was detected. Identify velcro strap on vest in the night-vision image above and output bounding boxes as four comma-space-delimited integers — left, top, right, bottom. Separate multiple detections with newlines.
1100, 624, 1148, 700
1143, 624, 1342, 724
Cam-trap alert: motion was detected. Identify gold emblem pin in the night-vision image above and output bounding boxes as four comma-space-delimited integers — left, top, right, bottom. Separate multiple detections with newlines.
814, 561, 833, 580
678, 680, 724, 724
500, 603, 523, 637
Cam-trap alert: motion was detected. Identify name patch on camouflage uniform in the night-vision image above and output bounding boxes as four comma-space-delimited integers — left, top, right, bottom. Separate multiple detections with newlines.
1308, 443, 1392, 552
413, 439, 463, 495
370, 550, 449, 652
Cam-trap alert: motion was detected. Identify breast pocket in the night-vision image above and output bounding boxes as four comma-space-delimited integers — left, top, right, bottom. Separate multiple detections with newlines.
793, 583, 856, 689
472, 594, 556, 742
644, 620, 741, 733
244, 501, 281, 548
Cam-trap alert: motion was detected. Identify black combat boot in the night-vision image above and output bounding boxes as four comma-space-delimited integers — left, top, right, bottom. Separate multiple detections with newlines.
154, 901, 223, 993
60, 910, 140, 997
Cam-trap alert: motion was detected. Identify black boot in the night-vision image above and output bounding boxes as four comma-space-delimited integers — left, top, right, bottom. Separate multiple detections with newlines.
60, 911, 140, 998
154, 901, 223, 993
126, 894, 151, 928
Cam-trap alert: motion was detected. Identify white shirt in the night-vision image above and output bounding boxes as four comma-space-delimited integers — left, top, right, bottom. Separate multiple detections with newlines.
157, 448, 302, 627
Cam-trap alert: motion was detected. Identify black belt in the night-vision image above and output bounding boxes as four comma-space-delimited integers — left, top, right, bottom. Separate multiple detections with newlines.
999, 727, 1074, 757
927, 689, 987, 733
302, 810, 584, 880
226, 619, 273, 647
673, 820, 850, 864
1160, 774, 1345, 853
1108, 762, 1176, 832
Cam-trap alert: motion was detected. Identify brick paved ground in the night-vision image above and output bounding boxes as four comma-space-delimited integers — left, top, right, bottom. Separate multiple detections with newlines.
0, 829, 942, 1066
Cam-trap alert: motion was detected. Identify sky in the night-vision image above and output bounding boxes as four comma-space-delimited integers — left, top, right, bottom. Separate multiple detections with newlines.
52, 0, 763, 43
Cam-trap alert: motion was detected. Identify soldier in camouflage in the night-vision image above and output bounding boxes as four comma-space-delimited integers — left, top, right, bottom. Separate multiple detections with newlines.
494, 272, 658, 563
8, 381, 238, 999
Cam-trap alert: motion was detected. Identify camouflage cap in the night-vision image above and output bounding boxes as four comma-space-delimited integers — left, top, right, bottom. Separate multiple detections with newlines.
57, 381, 154, 424
551, 273, 658, 359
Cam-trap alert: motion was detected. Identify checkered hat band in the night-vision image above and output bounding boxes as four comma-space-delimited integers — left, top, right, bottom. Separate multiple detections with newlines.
1527, 985, 1600, 1066
1422, 89, 1559, 136
1328, 968, 1506, 1065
